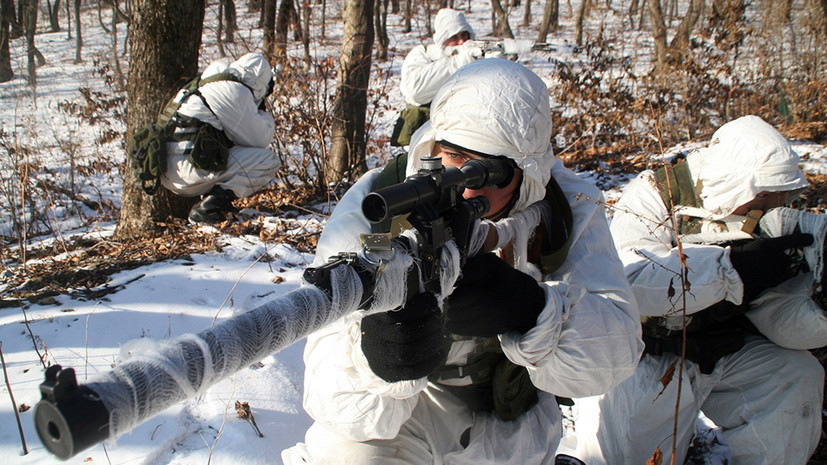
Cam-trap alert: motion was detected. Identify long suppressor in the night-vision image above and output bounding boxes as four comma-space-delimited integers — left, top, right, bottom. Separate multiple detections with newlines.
362, 157, 514, 224
33, 282, 351, 460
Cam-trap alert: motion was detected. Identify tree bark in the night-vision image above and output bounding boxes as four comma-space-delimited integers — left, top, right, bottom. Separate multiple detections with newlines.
262, 0, 276, 58
821, 0, 827, 37
224, 0, 237, 42
22, 0, 44, 86
537, 0, 559, 42
73, 0, 81, 63
522, 0, 530, 27
402, 0, 411, 33
669, 0, 704, 52
575, 0, 588, 46
0, 0, 12, 82
115, 0, 205, 239
327, 0, 373, 184
273, 0, 294, 60
491, 0, 514, 38
374, 0, 388, 60
46, 0, 61, 32
629, 0, 639, 28
647, 0, 668, 72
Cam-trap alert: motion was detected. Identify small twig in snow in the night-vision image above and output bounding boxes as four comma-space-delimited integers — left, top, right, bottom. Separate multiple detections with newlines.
0, 342, 29, 455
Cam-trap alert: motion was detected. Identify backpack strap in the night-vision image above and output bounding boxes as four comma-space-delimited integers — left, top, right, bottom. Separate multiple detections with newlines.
654, 160, 701, 211
158, 72, 254, 127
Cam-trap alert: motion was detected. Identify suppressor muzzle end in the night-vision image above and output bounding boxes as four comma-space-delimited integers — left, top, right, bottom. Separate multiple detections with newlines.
34, 365, 110, 460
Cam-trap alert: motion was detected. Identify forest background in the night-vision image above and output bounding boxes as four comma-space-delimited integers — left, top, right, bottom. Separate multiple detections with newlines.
0, 0, 826, 464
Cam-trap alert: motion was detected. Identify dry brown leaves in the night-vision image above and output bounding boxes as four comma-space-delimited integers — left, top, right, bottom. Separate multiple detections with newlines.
1, 219, 219, 305
2, 213, 319, 306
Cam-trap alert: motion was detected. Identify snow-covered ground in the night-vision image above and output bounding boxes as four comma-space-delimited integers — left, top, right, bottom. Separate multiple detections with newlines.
1, 2, 825, 465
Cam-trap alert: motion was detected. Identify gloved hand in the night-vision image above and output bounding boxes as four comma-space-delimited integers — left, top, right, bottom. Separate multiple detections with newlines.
360, 293, 447, 383
446, 253, 545, 337
729, 232, 813, 301
452, 42, 484, 64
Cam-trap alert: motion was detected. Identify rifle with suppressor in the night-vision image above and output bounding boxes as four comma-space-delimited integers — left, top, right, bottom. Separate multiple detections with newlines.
465, 38, 580, 60
33, 156, 515, 460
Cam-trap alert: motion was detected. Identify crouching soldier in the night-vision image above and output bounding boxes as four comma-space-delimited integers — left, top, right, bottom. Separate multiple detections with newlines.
562, 115, 826, 465
159, 52, 280, 225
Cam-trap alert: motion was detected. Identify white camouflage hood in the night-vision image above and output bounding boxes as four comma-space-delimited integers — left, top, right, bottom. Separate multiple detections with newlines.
686, 115, 808, 216
433, 8, 475, 46
407, 59, 556, 215
203, 52, 274, 103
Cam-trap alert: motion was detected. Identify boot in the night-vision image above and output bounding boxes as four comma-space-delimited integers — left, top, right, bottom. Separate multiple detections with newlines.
188, 186, 238, 225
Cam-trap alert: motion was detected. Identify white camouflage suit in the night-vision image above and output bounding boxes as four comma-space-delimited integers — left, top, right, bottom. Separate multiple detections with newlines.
399, 9, 481, 107
281, 59, 643, 465
563, 116, 826, 465
160, 52, 279, 199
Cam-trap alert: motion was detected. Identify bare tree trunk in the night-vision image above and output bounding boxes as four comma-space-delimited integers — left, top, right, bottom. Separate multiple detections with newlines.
262, 0, 276, 58
321, 0, 326, 39
647, 0, 668, 72
64, 0, 70, 38
22, 0, 45, 86
224, 0, 237, 42
218, 0, 226, 56
273, 0, 294, 60
629, 0, 639, 28
116, 0, 205, 239
0, 0, 12, 82
522, 0, 531, 27
821, 0, 827, 36
575, 0, 589, 46
46, 0, 61, 32
110, 0, 125, 90
402, 0, 411, 32
301, 0, 311, 63
669, 0, 704, 52
73, 0, 81, 63
491, 0, 514, 38
537, 0, 559, 42
374, 0, 388, 60
328, 0, 373, 184
8, 0, 21, 38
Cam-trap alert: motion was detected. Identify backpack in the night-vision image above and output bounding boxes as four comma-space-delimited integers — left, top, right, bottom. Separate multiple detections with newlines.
127, 72, 252, 194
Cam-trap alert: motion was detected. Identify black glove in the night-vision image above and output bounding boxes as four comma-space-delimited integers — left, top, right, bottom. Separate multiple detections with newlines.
360, 293, 447, 383
729, 233, 813, 301
446, 253, 545, 337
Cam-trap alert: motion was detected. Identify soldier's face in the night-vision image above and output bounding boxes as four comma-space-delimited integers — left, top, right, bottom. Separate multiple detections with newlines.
443, 31, 471, 47
431, 143, 522, 220
732, 191, 790, 216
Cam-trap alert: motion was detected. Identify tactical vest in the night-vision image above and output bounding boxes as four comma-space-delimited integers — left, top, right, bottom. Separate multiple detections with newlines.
647, 161, 757, 373
370, 153, 574, 420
